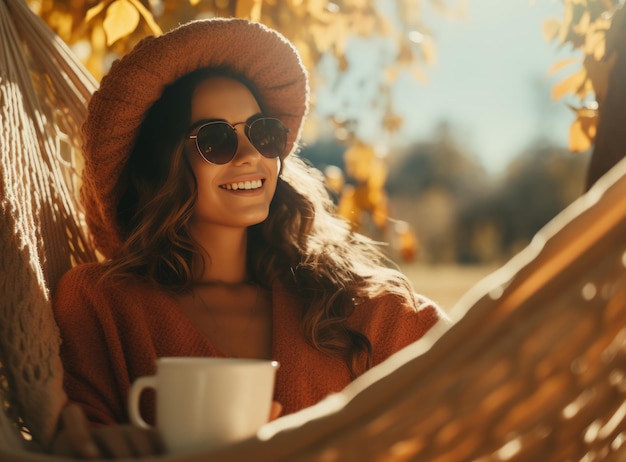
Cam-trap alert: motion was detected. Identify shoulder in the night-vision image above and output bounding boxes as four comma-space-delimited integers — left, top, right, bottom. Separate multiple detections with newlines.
53, 262, 109, 302
53, 262, 145, 316
356, 290, 449, 326
350, 290, 451, 364
55, 262, 107, 290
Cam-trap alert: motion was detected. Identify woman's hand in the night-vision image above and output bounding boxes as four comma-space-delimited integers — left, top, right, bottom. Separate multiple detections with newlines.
52, 400, 280, 458
50, 403, 164, 459
269, 401, 283, 421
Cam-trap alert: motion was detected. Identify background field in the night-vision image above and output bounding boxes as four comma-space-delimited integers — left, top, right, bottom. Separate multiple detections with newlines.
399, 263, 499, 313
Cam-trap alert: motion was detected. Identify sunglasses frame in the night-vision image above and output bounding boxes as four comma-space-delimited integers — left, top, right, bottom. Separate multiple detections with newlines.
187, 115, 288, 165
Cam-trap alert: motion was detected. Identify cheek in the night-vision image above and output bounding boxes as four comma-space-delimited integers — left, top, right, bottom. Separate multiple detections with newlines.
189, 160, 220, 201
266, 157, 281, 187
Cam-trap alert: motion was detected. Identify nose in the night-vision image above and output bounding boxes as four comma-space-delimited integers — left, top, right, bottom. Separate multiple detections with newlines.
232, 129, 262, 165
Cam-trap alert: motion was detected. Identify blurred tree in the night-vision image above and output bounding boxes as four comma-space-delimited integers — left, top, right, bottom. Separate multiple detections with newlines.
386, 121, 489, 263
387, 121, 487, 200
385, 123, 588, 264
457, 140, 588, 263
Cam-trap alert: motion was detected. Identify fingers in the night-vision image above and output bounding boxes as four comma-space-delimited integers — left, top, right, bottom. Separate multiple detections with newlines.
269, 401, 283, 421
124, 427, 165, 457
92, 426, 132, 459
53, 404, 100, 459
50, 404, 164, 459
80, 426, 164, 459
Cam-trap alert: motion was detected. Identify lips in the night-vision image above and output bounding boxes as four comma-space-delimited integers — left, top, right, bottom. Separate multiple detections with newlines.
220, 179, 264, 191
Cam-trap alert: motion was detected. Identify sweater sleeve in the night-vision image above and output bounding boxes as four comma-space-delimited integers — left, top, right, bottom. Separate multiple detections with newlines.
351, 292, 452, 369
52, 265, 125, 425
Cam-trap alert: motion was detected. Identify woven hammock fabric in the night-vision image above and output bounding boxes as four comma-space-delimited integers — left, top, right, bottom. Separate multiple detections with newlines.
0, 0, 96, 448
170, 159, 626, 462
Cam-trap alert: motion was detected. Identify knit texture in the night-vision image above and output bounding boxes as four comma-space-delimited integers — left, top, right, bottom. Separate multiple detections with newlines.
52, 263, 445, 424
81, 18, 310, 258
0, 0, 98, 447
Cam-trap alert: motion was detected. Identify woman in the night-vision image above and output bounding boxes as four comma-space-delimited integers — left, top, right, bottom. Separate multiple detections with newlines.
51, 18, 449, 458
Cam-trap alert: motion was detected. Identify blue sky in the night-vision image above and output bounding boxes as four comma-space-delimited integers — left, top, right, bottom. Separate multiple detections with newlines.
315, 0, 578, 173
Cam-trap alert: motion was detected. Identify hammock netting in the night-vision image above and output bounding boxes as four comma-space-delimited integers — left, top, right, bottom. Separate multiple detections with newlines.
1, 0, 626, 460
0, 0, 96, 448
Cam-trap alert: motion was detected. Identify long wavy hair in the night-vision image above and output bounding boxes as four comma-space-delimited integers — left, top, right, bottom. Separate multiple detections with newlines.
105, 67, 416, 378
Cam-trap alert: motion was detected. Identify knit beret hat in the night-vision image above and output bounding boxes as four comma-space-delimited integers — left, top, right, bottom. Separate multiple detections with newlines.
81, 17, 309, 258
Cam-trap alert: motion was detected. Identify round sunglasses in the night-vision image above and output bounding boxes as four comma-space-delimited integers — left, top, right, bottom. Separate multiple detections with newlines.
187, 116, 289, 165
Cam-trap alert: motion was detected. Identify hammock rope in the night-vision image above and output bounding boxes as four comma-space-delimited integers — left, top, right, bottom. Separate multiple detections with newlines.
0, 0, 96, 448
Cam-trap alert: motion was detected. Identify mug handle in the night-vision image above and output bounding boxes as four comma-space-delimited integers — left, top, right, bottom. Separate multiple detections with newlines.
128, 376, 157, 429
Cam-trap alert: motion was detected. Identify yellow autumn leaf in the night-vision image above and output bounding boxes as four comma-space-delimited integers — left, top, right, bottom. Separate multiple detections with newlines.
385, 67, 399, 83
558, 4, 573, 45
395, 221, 418, 262
542, 18, 561, 42
337, 185, 359, 228
324, 165, 345, 194
584, 29, 606, 60
367, 159, 388, 189
338, 54, 349, 72
568, 103, 598, 119
421, 38, 437, 66
91, 24, 107, 54
353, 185, 373, 210
85, 2, 107, 23
306, 0, 331, 20
235, 0, 263, 21
128, 0, 162, 36
397, 41, 413, 65
547, 57, 581, 75
411, 64, 429, 83
371, 200, 389, 230
382, 109, 403, 133
310, 23, 335, 52
551, 68, 586, 100
344, 142, 375, 182
568, 116, 595, 153
368, 190, 387, 223
47, 11, 73, 41
103, 0, 140, 46
573, 11, 590, 35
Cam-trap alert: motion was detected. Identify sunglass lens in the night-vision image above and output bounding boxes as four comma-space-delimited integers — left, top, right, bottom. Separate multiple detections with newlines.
249, 118, 288, 159
196, 123, 237, 164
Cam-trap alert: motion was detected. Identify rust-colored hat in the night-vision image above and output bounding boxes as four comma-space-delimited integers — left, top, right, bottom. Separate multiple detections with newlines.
81, 18, 309, 258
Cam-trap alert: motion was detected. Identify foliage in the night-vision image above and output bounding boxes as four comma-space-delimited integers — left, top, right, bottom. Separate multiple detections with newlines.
29, 0, 464, 114
541, 0, 625, 153
30, 0, 466, 262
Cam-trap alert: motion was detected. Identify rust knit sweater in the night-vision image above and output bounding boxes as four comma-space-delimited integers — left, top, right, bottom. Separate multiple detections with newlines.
52, 263, 447, 424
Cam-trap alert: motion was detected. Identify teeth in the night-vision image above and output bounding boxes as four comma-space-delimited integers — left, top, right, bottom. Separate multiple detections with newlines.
223, 179, 263, 191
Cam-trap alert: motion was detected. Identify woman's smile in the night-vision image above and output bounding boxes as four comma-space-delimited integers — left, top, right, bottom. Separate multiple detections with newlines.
219, 177, 265, 191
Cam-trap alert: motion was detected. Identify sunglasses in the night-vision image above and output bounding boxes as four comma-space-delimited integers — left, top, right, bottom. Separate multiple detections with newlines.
187, 116, 289, 165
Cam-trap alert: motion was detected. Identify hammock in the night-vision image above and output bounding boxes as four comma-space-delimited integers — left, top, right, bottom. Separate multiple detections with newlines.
1, 0, 626, 460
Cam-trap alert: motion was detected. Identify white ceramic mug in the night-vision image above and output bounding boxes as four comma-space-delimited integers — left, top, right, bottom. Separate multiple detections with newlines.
128, 357, 279, 454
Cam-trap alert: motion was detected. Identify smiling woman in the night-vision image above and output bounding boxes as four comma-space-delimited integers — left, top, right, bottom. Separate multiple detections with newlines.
49, 17, 450, 459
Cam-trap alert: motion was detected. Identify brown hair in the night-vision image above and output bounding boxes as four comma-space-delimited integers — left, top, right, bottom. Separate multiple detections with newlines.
105, 68, 415, 378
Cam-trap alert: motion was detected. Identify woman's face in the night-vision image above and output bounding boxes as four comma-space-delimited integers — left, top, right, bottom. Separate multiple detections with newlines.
185, 76, 280, 230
